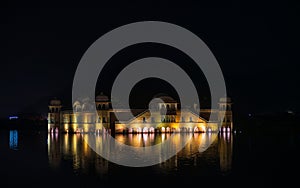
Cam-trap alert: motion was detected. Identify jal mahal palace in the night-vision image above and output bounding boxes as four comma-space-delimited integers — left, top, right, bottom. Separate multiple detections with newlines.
48, 93, 233, 134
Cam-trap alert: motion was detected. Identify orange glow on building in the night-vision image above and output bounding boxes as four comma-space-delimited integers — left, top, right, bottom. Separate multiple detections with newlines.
48, 93, 233, 134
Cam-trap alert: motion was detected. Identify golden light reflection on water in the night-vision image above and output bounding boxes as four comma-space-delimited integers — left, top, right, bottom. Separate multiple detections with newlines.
48, 133, 232, 175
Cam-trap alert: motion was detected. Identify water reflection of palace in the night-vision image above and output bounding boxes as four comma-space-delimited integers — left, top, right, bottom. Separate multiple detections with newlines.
48, 133, 233, 175
48, 93, 233, 134
47, 133, 109, 176
219, 132, 233, 174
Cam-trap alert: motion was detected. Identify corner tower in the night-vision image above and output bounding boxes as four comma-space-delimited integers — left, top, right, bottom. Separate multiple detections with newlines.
219, 97, 233, 132
95, 92, 111, 129
48, 98, 62, 133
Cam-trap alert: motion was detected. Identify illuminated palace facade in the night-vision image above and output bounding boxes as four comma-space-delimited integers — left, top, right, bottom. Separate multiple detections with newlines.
48, 93, 233, 134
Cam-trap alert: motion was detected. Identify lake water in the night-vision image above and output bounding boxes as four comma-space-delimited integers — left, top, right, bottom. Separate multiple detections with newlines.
1, 129, 299, 187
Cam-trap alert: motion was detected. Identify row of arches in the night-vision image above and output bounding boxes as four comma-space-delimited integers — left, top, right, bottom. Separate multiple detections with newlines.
142, 116, 197, 123
219, 104, 231, 111
97, 104, 109, 110
49, 127, 59, 133
220, 127, 231, 133
62, 115, 108, 124
49, 107, 60, 113
125, 126, 206, 134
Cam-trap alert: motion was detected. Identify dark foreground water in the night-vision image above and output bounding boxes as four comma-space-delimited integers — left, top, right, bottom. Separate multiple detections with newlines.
1, 129, 300, 187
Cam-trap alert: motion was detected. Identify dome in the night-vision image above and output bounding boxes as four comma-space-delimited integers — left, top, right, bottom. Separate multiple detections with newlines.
73, 101, 81, 106
153, 93, 177, 103
50, 99, 61, 106
96, 92, 109, 102
73, 101, 81, 112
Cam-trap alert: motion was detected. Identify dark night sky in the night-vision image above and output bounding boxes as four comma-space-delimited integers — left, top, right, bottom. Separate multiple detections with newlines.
1, 1, 299, 119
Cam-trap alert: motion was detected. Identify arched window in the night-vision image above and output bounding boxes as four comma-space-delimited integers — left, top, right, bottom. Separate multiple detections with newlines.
143, 117, 146, 123
181, 117, 185, 122
102, 104, 105, 110
189, 117, 193, 122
